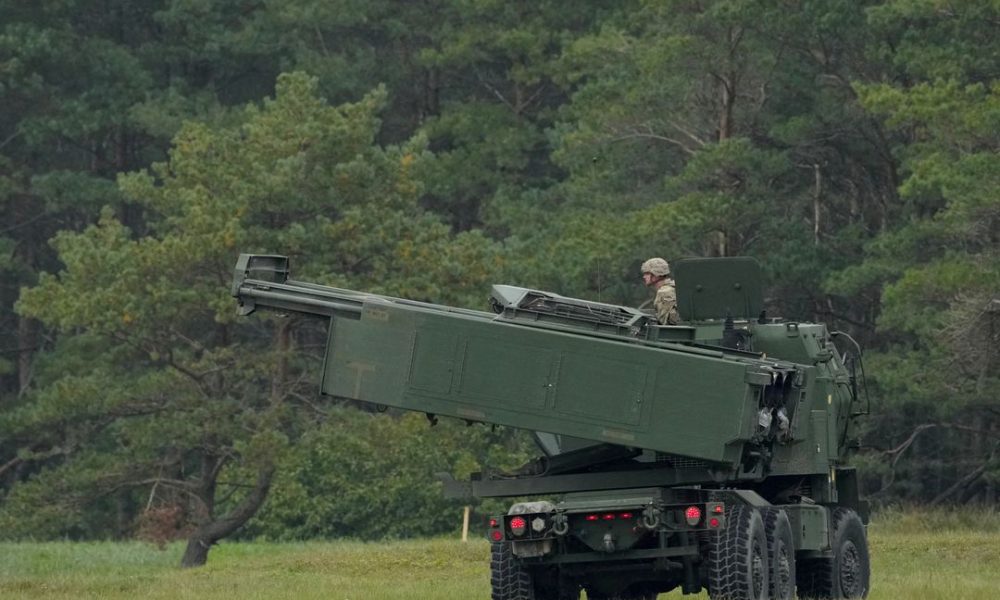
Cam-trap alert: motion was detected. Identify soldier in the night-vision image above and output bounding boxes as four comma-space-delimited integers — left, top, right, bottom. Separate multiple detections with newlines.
641, 257, 680, 325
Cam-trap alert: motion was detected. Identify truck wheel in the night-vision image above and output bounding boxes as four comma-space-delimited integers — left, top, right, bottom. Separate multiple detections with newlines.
763, 508, 796, 600
491, 542, 536, 600
796, 507, 870, 599
490, 542, 578, 600
706, 504, 769, 600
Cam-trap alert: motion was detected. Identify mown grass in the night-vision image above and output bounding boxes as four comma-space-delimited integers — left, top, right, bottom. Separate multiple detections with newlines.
1, 509, 998, 599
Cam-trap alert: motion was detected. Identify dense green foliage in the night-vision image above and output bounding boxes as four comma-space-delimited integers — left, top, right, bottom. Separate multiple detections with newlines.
1, 0, 997, 560
244, 411, 531, 541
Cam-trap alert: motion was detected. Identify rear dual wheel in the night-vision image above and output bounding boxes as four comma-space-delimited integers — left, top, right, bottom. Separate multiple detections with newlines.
797, 508, 870, 599
762, 508, 796, 600
491, 542, 536, 600
490, 542, 579, 600
706, 504, 769, 600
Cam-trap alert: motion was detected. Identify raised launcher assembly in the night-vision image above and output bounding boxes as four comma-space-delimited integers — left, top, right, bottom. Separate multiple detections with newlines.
232, 254, 871, 600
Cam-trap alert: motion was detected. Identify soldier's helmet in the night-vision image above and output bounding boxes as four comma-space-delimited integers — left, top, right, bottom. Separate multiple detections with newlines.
641, 257, 670, 277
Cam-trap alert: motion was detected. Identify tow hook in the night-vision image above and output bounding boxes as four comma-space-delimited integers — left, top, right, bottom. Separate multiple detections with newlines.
641, 506, 662, 530
603, 532, 616, 552
552, 514, 569, 536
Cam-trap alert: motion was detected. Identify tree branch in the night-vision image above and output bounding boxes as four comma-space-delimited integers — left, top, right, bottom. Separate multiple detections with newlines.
0, 456, 23, 478
930, 442, 1000, 506
479, 79, 515, 113
609, 131, 699, 156
884, 423, 939, 468
871, 423, 1000, 497
666, 119, 709, 147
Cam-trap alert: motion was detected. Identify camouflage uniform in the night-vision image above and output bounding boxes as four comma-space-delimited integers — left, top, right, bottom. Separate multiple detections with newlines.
654, 280, 680, 325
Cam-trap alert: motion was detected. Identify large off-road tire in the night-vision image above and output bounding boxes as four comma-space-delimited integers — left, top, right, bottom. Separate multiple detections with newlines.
491, 542, 578, 600
796, 507, 870, 599
705, 504, 769, 600
491, 542, 536, 600
763, 508, 796, 600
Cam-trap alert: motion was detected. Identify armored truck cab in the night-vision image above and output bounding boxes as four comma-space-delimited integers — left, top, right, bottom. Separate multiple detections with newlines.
231, 254, 870, 600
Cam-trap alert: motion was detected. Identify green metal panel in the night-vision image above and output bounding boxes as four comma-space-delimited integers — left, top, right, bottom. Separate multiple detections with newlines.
321, 300, 757, 464
810, 410, 831, 471
408, 330, 457, 395
785, 504, 829, 552
457, 335, 554, 411
672, 257, 764, 321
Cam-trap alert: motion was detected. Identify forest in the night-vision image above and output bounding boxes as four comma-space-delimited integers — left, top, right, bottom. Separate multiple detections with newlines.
1, 0, 997, 567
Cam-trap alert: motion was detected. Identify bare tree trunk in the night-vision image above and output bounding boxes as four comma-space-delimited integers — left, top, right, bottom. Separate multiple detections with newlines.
716, 26, 743, 142
180, 465, 276, 568
929, 454, 993, 507
718, 75, 734, 142
15, 212, 36, 394
812, 164, 822, 246
17, 314, 36, 393
425, 67, 439, 118
271, 320, 290, 403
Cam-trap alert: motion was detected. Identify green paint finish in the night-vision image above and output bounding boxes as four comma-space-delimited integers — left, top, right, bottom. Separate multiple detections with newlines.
321, 300, 756, 464
785, 503, 830, 551
236, 253, 867, 484
673, 256, 764, 321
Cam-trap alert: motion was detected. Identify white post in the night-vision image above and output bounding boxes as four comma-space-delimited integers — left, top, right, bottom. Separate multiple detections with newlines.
462, 505, 471, 542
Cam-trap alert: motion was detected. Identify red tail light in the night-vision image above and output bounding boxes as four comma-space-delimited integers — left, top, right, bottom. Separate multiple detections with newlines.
684, 506, 702, 526
585, 514, 599, 521
619, 512, 634, 519
489, 518, 498, 528
509, 516, 528, 536
602, 513, 616, 521
709, 517, 721, 528
491, 530, 504, 541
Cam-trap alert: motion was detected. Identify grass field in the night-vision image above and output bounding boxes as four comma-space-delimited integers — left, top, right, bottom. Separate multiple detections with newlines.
2, 510, 998, 599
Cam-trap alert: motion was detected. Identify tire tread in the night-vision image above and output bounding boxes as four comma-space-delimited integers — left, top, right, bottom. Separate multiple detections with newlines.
762, 508, 796, 600
706, 504, 768, 600
491, 542, 536, 600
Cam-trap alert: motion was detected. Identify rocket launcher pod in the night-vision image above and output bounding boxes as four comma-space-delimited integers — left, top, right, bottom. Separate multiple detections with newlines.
232, 254, 865, 484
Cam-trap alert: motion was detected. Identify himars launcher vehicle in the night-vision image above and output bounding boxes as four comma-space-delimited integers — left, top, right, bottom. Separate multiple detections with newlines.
232, 254, 870, 600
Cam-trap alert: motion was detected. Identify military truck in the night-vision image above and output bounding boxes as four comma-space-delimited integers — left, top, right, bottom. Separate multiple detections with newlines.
231, 254, 870, 600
